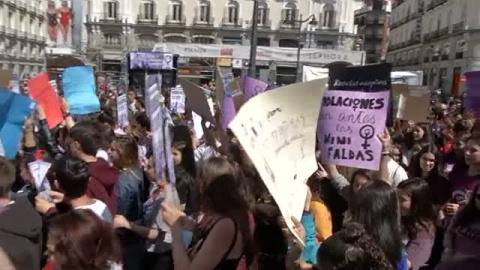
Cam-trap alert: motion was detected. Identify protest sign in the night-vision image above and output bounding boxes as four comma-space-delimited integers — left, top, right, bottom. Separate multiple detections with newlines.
318, 90, 390, 170
329, 63, 393, 127
230, 79, 328, 246
28, 72, 64, 128
63, 66, 100, 115
162, 106, 176, 185
218, 67, 235, 96
0, 138, 4, 157
170, 87, 186, 114
392, 84, 430, 123
222, 95, 236, 129
179, 79, 214, 122
28, 160, 52, 193
116, 94, 129, 129
0, 88, 36, 159
464, 71, 480, 119
243, 76, 269, 101
11, 74, 20, 94
0, 70, 12, 89
146, 74, 167, 180
129, 52, 174, 70
215, 67, 225, 107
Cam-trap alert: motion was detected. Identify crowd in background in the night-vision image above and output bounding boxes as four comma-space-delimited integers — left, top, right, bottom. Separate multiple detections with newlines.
0, 79, 479, 270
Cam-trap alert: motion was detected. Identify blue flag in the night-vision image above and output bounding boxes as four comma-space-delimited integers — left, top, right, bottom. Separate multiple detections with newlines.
63, 66, 100, 115
0, 88, 36, 159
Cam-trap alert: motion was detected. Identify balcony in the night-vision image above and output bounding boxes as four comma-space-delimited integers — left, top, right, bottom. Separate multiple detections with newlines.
430, 30, 440, 40
17, 0, 27, 10
365, 32, 383, 41
5, 0, 16, 7
27, 33, 35, 41
423, 33, 431, 42
6, 27, 17, 37
0, 25, 5, 34
165, 15, 186, 26
452, 22, 465, 34
257, 19, 272, 30
193, 16, 214, 27
99, 14, 123, 24
221, 18, 243, 29
279, 19, 300, 30
439, 27, 450, 37
137, 15, 158, 25
17, 31, 27, 39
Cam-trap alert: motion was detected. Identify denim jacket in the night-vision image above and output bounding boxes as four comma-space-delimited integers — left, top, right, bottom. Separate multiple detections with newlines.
117, 166, 145, 222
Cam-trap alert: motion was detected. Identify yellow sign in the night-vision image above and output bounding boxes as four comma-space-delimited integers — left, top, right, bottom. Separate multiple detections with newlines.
217, 58, 232, 67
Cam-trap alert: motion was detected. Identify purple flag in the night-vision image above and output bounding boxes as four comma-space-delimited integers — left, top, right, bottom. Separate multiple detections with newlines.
222, 95, 236, 130
243, 77, 269, 100
464, 71, 480, 122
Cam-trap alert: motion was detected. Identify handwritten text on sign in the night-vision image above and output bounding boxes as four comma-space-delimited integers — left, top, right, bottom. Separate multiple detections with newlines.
318, 90, 389, 170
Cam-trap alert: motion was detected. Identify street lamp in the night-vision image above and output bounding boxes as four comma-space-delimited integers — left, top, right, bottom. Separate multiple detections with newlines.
284, 14, 317, 83
248, 0, 259, 78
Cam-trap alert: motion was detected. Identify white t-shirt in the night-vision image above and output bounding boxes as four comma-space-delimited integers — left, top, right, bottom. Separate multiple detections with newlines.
387, 159, 409, 187
76, 199, 113, 222
96, 150, 111, 163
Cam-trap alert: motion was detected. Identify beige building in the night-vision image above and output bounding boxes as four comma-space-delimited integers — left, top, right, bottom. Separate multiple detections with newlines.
387, 0, 480, 95
83, 0, 364, 83
0, 0, 47, 78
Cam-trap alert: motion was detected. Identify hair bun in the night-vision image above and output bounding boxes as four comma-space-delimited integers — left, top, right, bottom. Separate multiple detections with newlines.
342, 222, 366, 243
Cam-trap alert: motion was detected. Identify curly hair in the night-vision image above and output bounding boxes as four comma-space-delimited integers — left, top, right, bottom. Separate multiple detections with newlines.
317, 222, 394, 270
48, 210, 120, 270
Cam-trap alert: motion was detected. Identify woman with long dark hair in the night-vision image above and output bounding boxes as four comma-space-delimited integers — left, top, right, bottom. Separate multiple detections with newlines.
437, 186, 480, 269
349, 180, 404, 269
409, 145, 451, 209
161, 157, 255, 269
46, 210, 120, 270
447, 133, 480, 217
316, 222, 394, 270
397, 178, 436, 270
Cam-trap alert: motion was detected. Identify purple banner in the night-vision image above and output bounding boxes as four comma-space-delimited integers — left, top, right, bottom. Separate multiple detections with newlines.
222, 95, 236, 130
464, 71, 480, 121
130, 52, 174, 71
318, 90, 390, 170
243, 77, 269, 100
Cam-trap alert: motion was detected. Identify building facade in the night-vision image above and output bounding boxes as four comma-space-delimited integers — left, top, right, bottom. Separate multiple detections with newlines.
387, 0, 480, 95
82, 0, 364, 83
0, 0, 47, 78
354, 1, 386, 64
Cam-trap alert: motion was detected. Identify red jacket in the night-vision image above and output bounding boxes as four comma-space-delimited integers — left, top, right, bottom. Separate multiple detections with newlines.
87, 158, 119, 215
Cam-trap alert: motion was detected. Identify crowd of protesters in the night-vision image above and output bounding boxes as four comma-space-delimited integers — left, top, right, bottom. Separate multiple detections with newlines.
0, 79, 479, 270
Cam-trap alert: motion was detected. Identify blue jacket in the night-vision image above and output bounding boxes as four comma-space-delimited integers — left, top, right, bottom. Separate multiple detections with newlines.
117, 166, 145, 222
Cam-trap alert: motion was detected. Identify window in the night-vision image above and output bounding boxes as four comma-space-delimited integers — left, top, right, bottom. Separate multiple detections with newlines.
199, 1, 211, 23
193, 37, 215, 44
141, 1, 155, 20
20, 15, 25, 31
105, 1, 119, 19
257, 4, 268, 25
30, 18, 35, 33
322, 4, 335, 28
257, 37, 270, 46
222, 37, 242, 45
283, 3, 297, 23
227, 1, 239, 24
172, 2, 182, 21
279, 39, 298, 48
